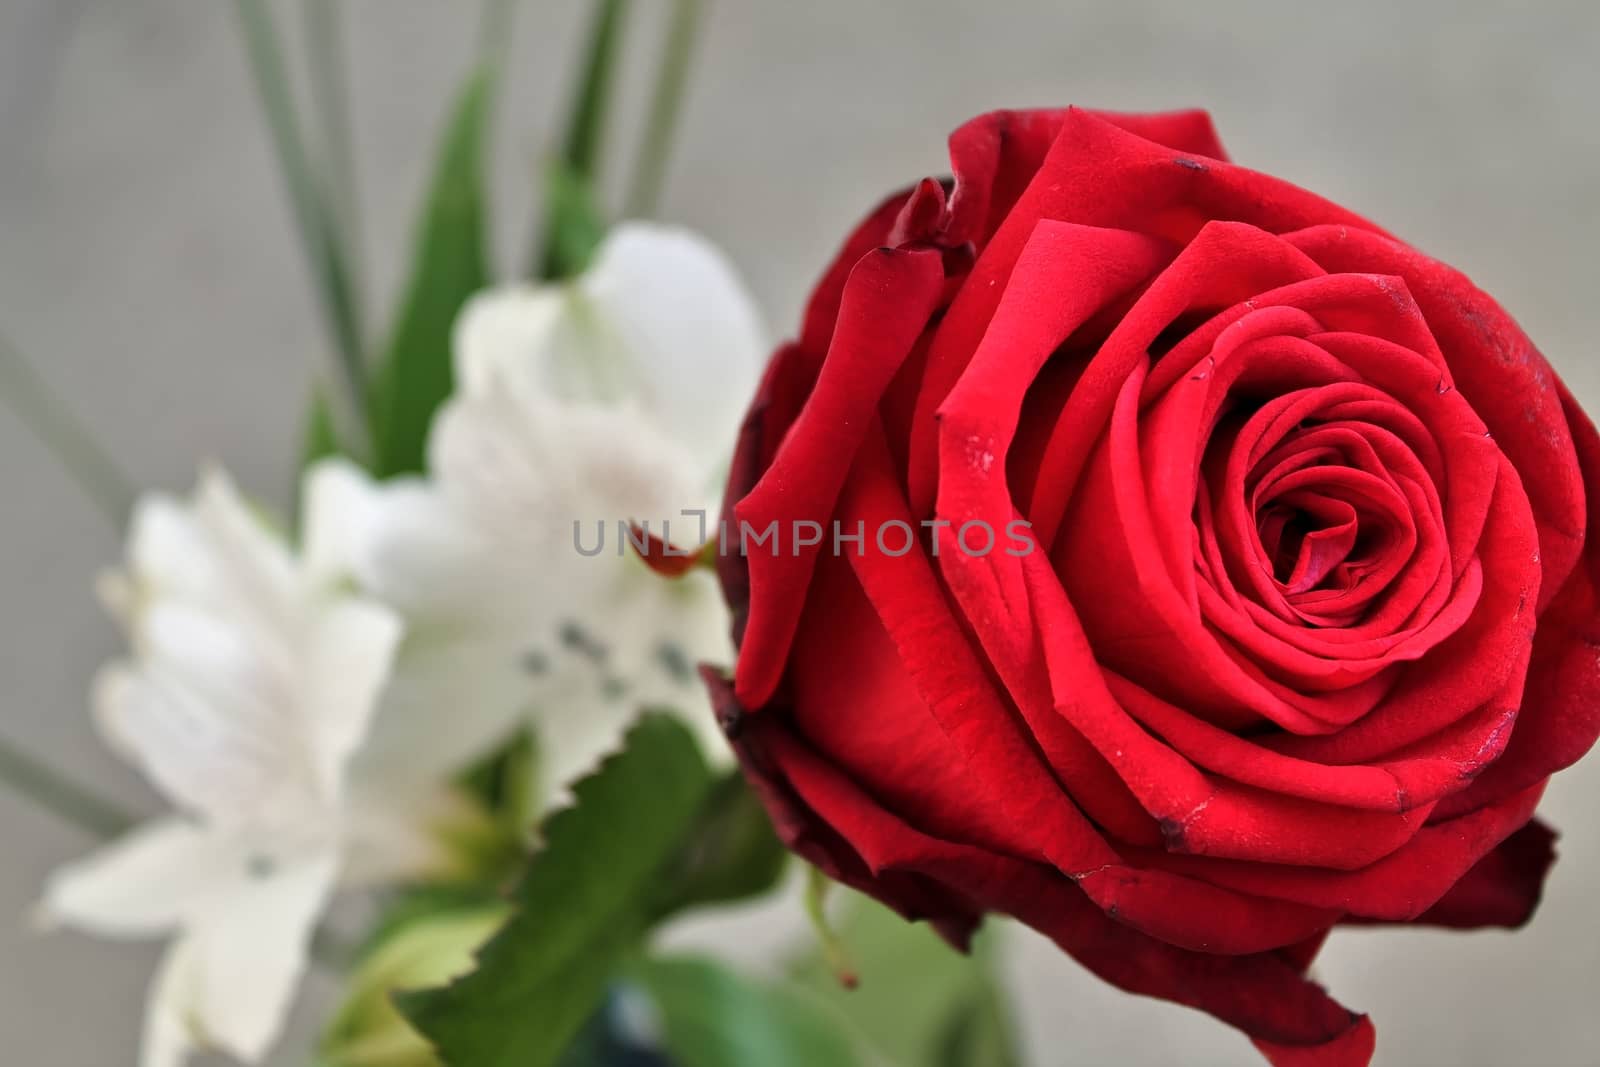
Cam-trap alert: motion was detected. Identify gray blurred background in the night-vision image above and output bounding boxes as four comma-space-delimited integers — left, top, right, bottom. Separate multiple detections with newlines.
3, 1, 1598, 1063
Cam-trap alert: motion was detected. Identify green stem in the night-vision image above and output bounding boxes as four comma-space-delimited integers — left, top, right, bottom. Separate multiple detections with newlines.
303, 0, 365, 327
624, 0, 705, 218
536, 0, 631, 277
803, 864, 858, 990
477, 0, 519, 77
562, 0, 630, 181
234, 0, 369, 445
0, 733, 135, 840
0, 331, 135, 527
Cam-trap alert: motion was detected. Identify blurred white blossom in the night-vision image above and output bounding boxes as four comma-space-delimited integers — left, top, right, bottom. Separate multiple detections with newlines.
329, 223, 764, 821
38, 224, 763, 1066
39, 466, 403, 1067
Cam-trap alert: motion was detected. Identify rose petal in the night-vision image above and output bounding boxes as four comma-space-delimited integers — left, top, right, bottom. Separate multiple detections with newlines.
734, 247, 945, 708
711, 680, 1369, 1061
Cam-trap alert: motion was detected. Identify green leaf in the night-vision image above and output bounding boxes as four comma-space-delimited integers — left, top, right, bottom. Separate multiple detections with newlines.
322, 904, 509, 1067
357, 883, 509, 963
635, 956, 863, 1067
540, 156, 609, 281
933, 977, 1018, 1067
561, 0, 628, 180
301, 384, 345, 468
370, 66, 493, 476
303, 0, 364, 292
398, 715, 718, 1067
788, 893, 1021, 1067
535, 0, 630, 279
624, 0, 706, 218
552, 990, 671, 1067
650, 771, 788, 919
434, 725, 545, 883
455, 724, 541, 832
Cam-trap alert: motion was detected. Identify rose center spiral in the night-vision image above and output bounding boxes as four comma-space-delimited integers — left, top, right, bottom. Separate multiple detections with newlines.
1203, 389, 1436, 632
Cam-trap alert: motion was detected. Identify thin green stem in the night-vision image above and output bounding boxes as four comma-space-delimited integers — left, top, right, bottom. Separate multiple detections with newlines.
233, 0, 369, 445
477, 0, 519, 78
625, 0, 705, 218
803, 864, 858, 990
0, 331, 135, 527
563, 0, 630, 181
536, 0, 631, 277
0, 732, 135, 840
303, 0, 365, 329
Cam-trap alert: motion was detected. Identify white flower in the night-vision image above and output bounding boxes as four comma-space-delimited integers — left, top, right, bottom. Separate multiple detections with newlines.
39, 465, 402, 1067
324, 223, 764, 819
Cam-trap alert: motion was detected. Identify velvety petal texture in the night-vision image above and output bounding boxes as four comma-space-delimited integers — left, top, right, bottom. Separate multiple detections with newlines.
712, 107, 1600, 1065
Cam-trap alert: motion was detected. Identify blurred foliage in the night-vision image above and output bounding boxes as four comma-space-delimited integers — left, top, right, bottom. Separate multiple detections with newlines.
648, 764, 787, 921
634, 957, 863, 1067
368, 67, 493, 477
536, 0, 630, 279
321, 905, 509, 1067
789, 892, 1021, 1067
540, 156, 611, 281
235, 0, 369, 426
625, 0, 704, 218
300, 383, 344, 470
553, 989, 676, 1067
455, 725, 541, 842
268, 4, 1023, 1067
398, 716, 788, 1067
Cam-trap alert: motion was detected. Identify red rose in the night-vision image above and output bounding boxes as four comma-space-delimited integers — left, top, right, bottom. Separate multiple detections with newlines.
705, 108, 1600, 1065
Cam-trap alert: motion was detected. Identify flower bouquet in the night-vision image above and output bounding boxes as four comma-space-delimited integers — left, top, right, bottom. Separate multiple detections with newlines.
5, 4, 1598, 1066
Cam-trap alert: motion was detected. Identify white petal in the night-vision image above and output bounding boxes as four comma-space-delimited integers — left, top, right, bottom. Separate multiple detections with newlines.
96, 567, 140, 631
167, 467, 296, 613
140, 602, 294, 734
94, 665, 279, 824
559, 402, 709, 524
531, 664, 641, 809
425, 387, 594, 624
448, 224, 764, 497
141, 937, 201, 1067
160, 852, 338, 1065
189, 465, 299, 607
451, 284, 567, 399
120, 494, 220, 605
117, 468, 301, 667
302, 596, 402, 801
40, 818, 223, 938
93, 609, 306, 823
405, 227, 760, 810
347, 628, 531, 801
578, 224, 766, 477
594, 563, 733, 695
298, 458, 391, 588
304, 456, 512, 628
428, 381, 565, 526
432, 383, 707, 567
530, 566, 735, 803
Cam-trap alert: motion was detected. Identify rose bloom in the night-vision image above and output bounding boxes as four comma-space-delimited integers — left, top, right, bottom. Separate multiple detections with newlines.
705, 108, 1600, 1065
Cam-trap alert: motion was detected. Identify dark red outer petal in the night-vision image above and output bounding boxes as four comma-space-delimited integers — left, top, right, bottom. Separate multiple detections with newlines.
1347, 818, 1557, 930
701, 671, 1375, 1067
